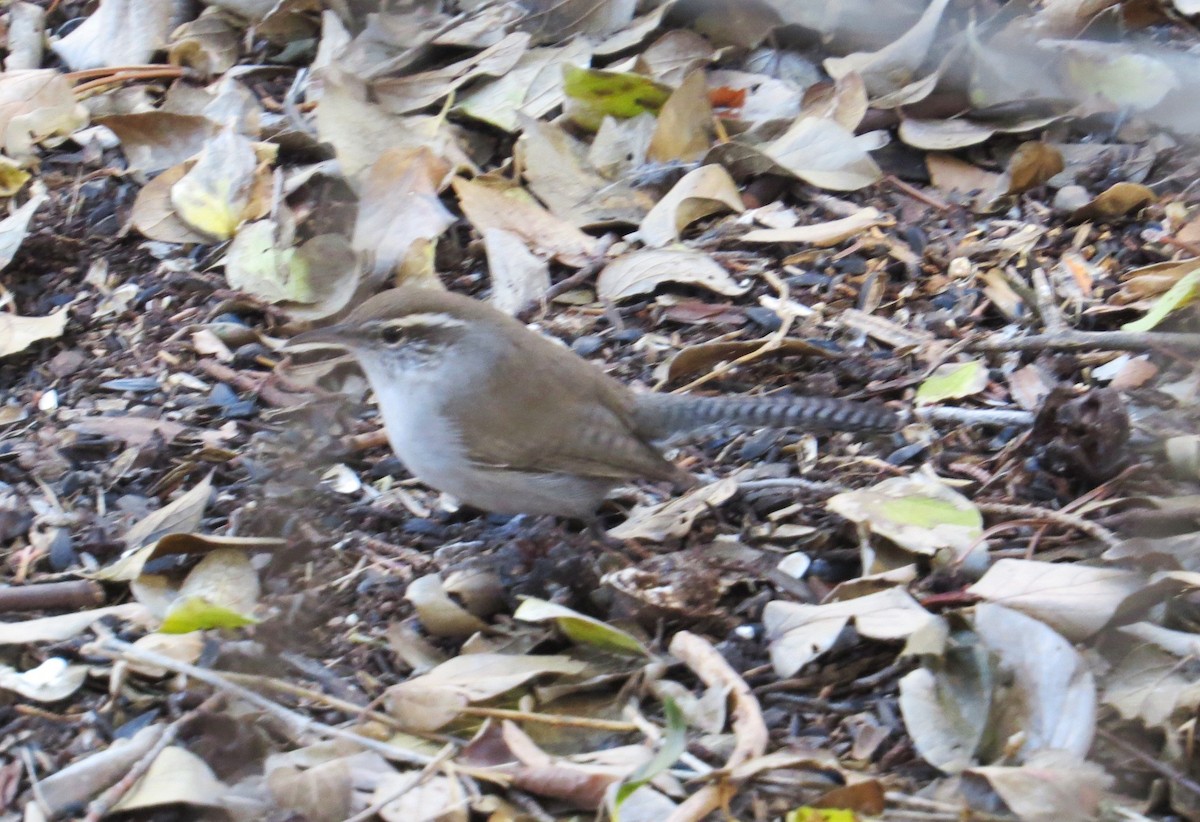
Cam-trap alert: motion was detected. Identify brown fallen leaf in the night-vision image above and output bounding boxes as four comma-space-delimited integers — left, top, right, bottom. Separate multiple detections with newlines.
453, 176, 597, 267
1006, 141, 1064, 194
647, 69, 714, 163
0, 308, 67, 359
1070, 181, 1156, 221
597, 248, 747, 301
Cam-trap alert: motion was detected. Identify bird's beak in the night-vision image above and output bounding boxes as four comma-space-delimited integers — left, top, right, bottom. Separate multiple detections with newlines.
283, 324, 357, 352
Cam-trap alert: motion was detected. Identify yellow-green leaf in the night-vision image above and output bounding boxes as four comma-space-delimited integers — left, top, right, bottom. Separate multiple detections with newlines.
160, 596, 258, 633
513, 597, 648, 656
1121, 267, 1200, 332
562, 65, 671, 131
915, 360, 989, 404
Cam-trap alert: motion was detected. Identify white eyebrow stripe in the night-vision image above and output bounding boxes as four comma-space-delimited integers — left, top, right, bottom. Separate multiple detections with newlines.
383, 313, 467, 329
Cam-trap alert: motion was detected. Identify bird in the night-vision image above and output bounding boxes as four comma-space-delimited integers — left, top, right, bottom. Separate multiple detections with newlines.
286, 286, 899, 520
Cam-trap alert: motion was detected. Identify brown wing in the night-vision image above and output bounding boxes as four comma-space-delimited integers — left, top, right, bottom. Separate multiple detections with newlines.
448, 324, 686, 484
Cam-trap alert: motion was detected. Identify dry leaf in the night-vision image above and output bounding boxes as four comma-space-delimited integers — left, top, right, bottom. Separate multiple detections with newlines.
170, 123, 261, 241
647, 70, 714, 163
353, 147, 455, 280
51, 0, 173, 70
0, 70, 87, 158
607, 478, 738, 541
484, 227, 550, 315
740, 207, 893, 245
635, 164, 744, 247
453, 176, 596, 267
598, 248, 748, 301
0, 308, 67, 359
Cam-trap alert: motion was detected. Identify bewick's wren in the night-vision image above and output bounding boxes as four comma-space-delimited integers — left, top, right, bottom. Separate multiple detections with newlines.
289, 287, 899, 519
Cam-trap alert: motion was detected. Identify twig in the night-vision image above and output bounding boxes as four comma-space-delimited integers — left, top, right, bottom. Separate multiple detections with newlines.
457, 706, 640, 732
95, 638, 434, 766
978, 502, 1123, 551
915, 406, 1035, 427
343, 744, 459, 822
82, 695, 221, 822
1096, 727, 1200, 799
517, 233, 618, 321
665, 632, 767, 822
0, 580, 104, 612
883, 174, 952, 213
673, 269, 795, 394
969, 330, 1200, 353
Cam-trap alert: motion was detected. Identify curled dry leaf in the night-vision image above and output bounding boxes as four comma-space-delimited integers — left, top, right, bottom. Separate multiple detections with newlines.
0, 658, 87, 702
898, 114, 1062, 151
0, 186, 47, 271
740, 207, 893, 246
516, 116, 648, 227
372, 31, 531, 115
405, 574, 490, 639
159, 548, 261, 633
966, 750, 1113, 822
597, 248, 748, 301
131, 162, 212, 244
824, 0, 952, 97
1005, 141, 1065, 194
0, 603, 151, 645
1070, 181, 1156, 221
634, 163, 744, 247
607, 477, 739, 542
168, 9, 241, 76
51, 0, 173, 69
376, 774, 467, 822
900, 604, 1095, 773
110, 746, 229, 813
763, 588, 939, 677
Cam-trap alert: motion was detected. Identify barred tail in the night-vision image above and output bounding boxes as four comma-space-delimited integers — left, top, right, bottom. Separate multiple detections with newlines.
633, 393, 900, 439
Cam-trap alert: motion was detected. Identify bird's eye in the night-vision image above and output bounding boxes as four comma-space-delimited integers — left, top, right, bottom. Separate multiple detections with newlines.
380, 326, 404, 344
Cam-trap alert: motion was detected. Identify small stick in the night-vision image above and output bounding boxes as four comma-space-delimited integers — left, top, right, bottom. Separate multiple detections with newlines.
517, 234, 618, 321
0, 580, 104, 612
457, 706, 640, 732
978, 502, 1123, 551
1096, 727, 1200, 799
96, 638, 434, 766
883, 174, 952, 213
969, 330, 1200, 353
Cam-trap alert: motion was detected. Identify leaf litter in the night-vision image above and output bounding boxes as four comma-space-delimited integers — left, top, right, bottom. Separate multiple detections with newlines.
0, 0, 1199, 819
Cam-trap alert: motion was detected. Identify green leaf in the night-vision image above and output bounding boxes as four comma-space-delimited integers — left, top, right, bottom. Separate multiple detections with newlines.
513, 598, 648, 656
612, 697, 686, 817
915, 360, 989, 405
562, 65, 671, 131
879, 494, 981, 529
159, 596, 258, 633
1122, 267, 1200, 332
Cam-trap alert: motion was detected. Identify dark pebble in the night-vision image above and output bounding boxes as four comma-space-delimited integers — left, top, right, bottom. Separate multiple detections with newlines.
612, 328, 643, 343
403, 519, 445, 537
834, 254, 867, 275
885, 441, 927, 465
571, 335, 605, 356
744, 306, 782, 332
233, 343, 269, 365
786, 271, 831, 289
100, 377, 160, 393
222, 399, 257, 419
740, 429, 780, 461
209, 383, 239, 407
213, 313, 248, 326
48, 528, 77, 571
